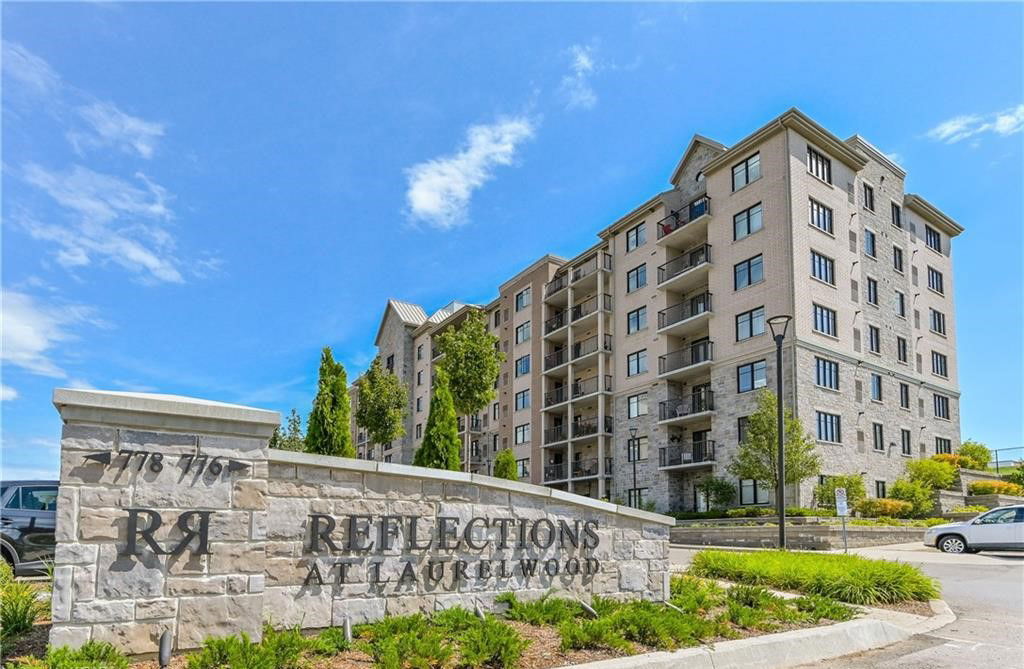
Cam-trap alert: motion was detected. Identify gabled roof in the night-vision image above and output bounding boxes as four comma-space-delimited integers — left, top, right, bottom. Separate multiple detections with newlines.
668, 134, 727, 186
374, 299, 427, 346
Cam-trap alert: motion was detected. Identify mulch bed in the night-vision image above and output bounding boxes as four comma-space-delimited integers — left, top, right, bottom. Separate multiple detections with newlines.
1, 622, 51, 663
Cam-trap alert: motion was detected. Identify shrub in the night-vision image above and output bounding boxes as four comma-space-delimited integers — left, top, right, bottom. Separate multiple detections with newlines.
496, 592, 581, 626
187, 627, 309, 669
951, 505, 988, 513
906, 459, 956, 490
457, 616, 529, 669
968, 480, 1024, 496
8, 642, 131, 669
604, 600, 724, 650
724, 507, 775, 518
813, 474, 867, 510
308, 627, 350, 655
694, 477, 737, 510
1004, 462, 1024, 487
690, 549, 939, 605
357, 614, 453, 669
558, 618, 634, 654
932, 453, 972, 469
0, 560, 49, 643
919, 517, 951, 527
957, 440, 991, 470
785, 507, 822, 517
890, 479, 936, 517
850, 516, 902, 527
792, 595, 856, 622
669, 575, 726, 614
668, 510, 727, 521
854, 498, 914, 519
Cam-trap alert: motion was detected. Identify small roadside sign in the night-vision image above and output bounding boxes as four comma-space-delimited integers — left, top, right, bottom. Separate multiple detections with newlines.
835, 487, 849, 517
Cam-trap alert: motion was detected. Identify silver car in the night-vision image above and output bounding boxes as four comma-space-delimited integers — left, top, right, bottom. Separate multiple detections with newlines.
924, 504, 1024, 553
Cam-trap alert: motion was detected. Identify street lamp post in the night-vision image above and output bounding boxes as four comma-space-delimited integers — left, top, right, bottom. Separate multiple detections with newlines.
628, 426, 638, 507
767, 314, 793, 549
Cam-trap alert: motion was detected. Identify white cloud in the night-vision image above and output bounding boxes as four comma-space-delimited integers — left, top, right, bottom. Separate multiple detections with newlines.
1, 290, 101, 378
559, 45, 598, 111
18, 164, 185, 283
69, 101, 166, 159
405, 117, 536, 229
926, 104, 1024, 144
1, 384, 18, 401
1, 41, 61, 96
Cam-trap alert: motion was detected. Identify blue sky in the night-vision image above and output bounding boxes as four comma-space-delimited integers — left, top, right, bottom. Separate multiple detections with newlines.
2, 2, 1022, 479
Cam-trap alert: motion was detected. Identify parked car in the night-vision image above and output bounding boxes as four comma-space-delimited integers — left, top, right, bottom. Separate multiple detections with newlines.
924, 504, 1024, 553
1, 480, 59, 575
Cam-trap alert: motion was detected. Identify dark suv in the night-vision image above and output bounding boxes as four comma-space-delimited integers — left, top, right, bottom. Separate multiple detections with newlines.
1, 480, 59, 575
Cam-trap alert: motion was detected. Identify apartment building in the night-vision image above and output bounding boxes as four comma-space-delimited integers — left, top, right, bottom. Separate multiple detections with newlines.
351, 108, 963, 512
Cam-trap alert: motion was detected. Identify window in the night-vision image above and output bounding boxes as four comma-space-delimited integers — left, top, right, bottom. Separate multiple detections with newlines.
627, 393, 648, 418
870, 374, 883, 402
893, 246, 904, 272
627, 350, 647, 376
734, 255, 764, 289
868, 325, 881, 354
897, 337, 908, 363
493, 310, 501, 327
736, 306, 766, 341
416, 397, 423, 412
811, 251, 835, 285
932, 351, 948, 378
732, 153, 761, 190
737, 360, 767, 392
516, 459, 529, 478
925, 225, 942, 253
385, 354, 394, 372
492, 402, 499, 420
934, 394, 950, 419
514, 424, 531, 444
737, 416, 750, 444
5, 486, 57, 511
935, 437, 952, 455
901, 429, 912, 456
626, 488, 648, 509
625, 223, 646, 252
627, 436, 649, 462
864, 229, 877, 258
627, 306, 647, 334
515, 287, 531, 311
817, 412, 842, 443
875, 480, 887, 498
863, 183, 875, 211
891, 202, 902, 228
417, 370, 423, 386
514, 389, 530, 411
929, 309, 947, 335
416, 344, 423, 360
626, 264, 647, 293
733, 203, 763, 240
515, 322, 531, 344
813, 304, 837, 337
807, 146, 832, 183
866, 277, 878, 305
899, 383, 910, 409
927, 267, 944, 294
815, 357, 839, 390
895, 291, 906, 318
739, 479, 772, 505
515, 355, 530, 377
415, 423, 422, 439
809, 198, 833, 234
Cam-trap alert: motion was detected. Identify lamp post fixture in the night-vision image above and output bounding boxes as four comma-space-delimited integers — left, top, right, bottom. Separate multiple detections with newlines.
767, 314, 793, 549
628, 426, 639, 507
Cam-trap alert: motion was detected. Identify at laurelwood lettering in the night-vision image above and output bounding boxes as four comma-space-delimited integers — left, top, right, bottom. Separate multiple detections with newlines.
307, 515, 600, 553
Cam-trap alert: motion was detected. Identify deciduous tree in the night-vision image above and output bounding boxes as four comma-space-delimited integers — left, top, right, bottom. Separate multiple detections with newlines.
436, 310, 503, 417
305, 347, 354, 457
492, 448, 518, 480
727, 389, 820, 492
413, 367, 462, 471
269, 409, 305, 451
355, 356, 408, 449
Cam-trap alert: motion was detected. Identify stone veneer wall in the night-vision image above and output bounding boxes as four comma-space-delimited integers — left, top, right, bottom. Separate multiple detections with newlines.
49, 388, 672, 656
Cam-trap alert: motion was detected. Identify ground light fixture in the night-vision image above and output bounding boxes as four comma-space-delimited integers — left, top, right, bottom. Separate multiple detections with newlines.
767, 314, 793, 549
629, 426, 639, 508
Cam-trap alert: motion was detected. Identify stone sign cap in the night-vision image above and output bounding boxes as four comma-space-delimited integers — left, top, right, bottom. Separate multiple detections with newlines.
52, 388, 280, 438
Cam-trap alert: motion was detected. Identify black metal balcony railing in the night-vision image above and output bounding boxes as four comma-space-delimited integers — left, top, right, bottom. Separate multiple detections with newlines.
659, 441, 716, 467
544, 463, 567, 481
545, 273, 569, 298
658, 244, 712, 284
572, 334, 613, 360
470, 449, 483, 464
544, 424, 568, 445
544, 386, 568, 407
658, 391, 715, 421
545, 311, 567, 334
656, 196, 711, 239
571, 253, 613, 282
571, 294, 612, 322
544, 348, 568, 370
659, 341, 714, 374
572, 375, 613, 399
571, 457, 613, 478
468, 416, 483, 432
658, 292, 712, 329
572, 415, 613, 438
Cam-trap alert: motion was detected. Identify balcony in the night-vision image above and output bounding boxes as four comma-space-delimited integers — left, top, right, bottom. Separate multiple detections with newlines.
544, 386, 568, 408
572, 415, 613, 439
572, 457, 613, 479
572, 334, 613, 361
657, 292, 712, 336
658, 392, 714, 425
544, 462, 568, 482
571, 294, 612, 323
544, 310, 567, 335
458, 417, 484, 433
545, 273, 569, 299
658, 441, 716, 470
657, 196, 711, 248
544, 424, 568, 445
658, 244, 712, 289
658, 341, 714, 380
544, 347, 568, 371
572, 375, 612, 400
571, 253, 613, 284
470, 449, 484, 465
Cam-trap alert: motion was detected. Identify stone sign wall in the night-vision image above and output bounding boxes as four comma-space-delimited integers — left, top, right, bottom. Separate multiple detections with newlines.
50, 389, 673, 655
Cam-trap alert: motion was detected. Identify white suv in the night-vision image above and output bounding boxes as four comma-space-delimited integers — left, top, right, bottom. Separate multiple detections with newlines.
924, 505, 1024, 554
